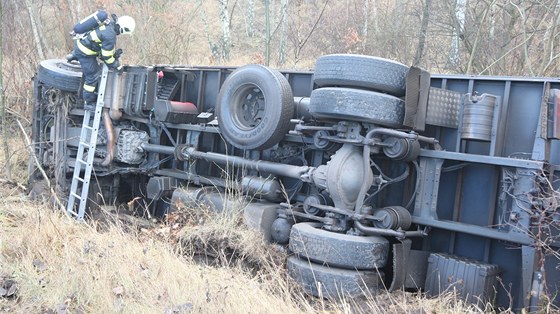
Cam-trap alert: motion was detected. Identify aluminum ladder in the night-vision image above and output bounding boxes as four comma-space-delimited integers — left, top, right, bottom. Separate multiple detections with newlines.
66, 65, 110, 220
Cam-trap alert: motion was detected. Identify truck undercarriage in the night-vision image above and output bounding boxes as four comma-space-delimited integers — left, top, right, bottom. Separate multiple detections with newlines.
29, 55, 560, 310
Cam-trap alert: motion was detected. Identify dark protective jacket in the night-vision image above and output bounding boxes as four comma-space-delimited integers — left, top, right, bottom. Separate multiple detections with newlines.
75, 22, 118, 66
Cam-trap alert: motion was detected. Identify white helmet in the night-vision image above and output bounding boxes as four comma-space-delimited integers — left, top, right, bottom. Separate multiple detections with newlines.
117, 15, 135, 35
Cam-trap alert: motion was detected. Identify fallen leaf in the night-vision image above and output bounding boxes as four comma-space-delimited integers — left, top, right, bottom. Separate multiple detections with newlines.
164, 302, 193, 314
56, 302, 67, 314
33, 259, 48, 272
112, 286, 124, 296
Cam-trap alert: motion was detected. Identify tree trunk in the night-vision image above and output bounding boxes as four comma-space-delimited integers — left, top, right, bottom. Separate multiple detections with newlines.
362, 0, 369, 49
448, 0, 467, 69
246, 0, 255, 37
25, 0, 45, 60
197, 0, 220, 62
278, 0, 289, 65
537, 0, 560, 75
0, 0, 11, 180
466, 0, 495, 74
265, 0, 270, 65
413, 0, 432, 67
219, 0, 232, 61
371, 0, 378, 35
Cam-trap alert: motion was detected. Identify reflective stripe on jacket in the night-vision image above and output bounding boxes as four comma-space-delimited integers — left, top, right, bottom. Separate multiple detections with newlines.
76, 23, 117, 64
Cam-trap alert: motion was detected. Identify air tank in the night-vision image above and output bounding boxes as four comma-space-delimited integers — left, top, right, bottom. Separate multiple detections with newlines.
461, 93, 497, 141
73, 10, 109, 34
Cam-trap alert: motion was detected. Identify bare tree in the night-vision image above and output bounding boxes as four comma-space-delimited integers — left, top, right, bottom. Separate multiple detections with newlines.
413, 0, 432, 67
278, 0, 290, 65
197, 0, 220, 62
289, 0, 329, 65
362, 0, 369, 45
219, 0, 232, 61
1, 0, 11, 180
448, 0, 468, 69
537, 0, 560, 75
25, 0, 45, 60
465, 0, 495, 74
246, 0, 255, 37
371, 0, 378, 36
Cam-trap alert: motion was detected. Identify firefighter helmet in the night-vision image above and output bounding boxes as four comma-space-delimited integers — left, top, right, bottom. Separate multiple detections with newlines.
117, 16, 135, 35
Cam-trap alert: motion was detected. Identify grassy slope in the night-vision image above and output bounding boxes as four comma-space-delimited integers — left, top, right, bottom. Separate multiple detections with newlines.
0, 141, 501, 313
0, 200, 308, 313
0, 193, 496, 313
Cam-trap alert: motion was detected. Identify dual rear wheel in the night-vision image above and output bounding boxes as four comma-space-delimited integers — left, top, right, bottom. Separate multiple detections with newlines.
216, 54, 411, 150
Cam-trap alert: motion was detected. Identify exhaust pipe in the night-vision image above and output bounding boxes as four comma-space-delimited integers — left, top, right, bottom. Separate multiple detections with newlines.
109, 72, 123, 120
101, 108, 115, 166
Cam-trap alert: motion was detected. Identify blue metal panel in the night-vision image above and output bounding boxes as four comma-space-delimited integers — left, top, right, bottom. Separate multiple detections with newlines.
134, 66, 560, 308
502, 82, 543, 157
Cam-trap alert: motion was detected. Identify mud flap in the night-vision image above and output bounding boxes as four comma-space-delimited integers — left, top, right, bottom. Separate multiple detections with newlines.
403, 66, 431, 131
389, 239, 411, 291
404, 250, 430, 289
389, 240, 431, 291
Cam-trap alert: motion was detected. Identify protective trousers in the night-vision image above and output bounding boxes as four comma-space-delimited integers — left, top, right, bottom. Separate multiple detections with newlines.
75, 51, 101, 104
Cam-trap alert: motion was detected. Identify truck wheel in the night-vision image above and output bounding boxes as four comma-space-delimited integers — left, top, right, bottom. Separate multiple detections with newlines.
36, 59, 82, 92
217, 65, 294, 150
289, 222, 389, 270
313, 54, 409, 97
309, 87, 405, 128
287, 256, 384, 299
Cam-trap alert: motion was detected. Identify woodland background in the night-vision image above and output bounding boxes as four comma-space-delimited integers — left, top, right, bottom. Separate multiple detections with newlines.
1, 0, 560, 179
3, 0, 560, 106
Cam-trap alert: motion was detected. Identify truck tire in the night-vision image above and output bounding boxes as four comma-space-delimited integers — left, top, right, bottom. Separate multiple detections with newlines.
309, 87, 405, 128
217, 65, 294, 150
289, 222, 389, 270
36, 59, 82, 92
287, 256, 384, 299
313, 54, 409, 97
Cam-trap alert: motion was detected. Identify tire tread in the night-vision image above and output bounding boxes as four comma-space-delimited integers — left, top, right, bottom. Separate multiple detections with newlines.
289, 222, 389, 270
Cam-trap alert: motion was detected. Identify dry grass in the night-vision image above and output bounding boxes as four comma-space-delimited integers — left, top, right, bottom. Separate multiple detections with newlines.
0, 191, 508, 313
0, 193, 504, 313
0, 136, 510, 313
0, 197, 313, 313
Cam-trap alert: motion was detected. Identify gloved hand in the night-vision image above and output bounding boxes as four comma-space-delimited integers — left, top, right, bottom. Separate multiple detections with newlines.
109, 59, 123, 72
114, 48, 123, 59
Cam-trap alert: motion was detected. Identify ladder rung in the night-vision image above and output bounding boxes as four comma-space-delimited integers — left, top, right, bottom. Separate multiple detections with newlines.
76, 159, 88, 165
70, 192, 84, 200
67, 210, 78, 217
82, 125, 95, 131
79, 142, 91, 148
73, 176, 85, 183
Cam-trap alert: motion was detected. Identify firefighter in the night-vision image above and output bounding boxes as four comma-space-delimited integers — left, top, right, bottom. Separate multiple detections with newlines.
72, 15, 135, 110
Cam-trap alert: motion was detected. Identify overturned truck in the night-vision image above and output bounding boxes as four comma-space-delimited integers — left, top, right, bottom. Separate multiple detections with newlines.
30, 55, 560, 310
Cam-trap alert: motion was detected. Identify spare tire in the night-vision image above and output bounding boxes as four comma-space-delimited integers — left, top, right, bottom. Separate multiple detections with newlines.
287, 256, 384, 299
36, 59, 82, 92
289, 222, 389, 270
309, 87, 405, 128
313, 54, 409, 97
216, 65, 294, 150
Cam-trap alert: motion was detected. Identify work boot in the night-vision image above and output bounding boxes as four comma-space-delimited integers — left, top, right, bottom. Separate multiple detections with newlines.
66, 52, 77, 63
84, 102, 96, 111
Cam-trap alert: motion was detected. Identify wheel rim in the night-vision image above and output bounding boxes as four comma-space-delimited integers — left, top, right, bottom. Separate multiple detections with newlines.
231, 83, 266, 131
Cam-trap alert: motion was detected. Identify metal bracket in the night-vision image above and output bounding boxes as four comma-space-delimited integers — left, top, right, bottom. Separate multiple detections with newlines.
413, 157, 444, 219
